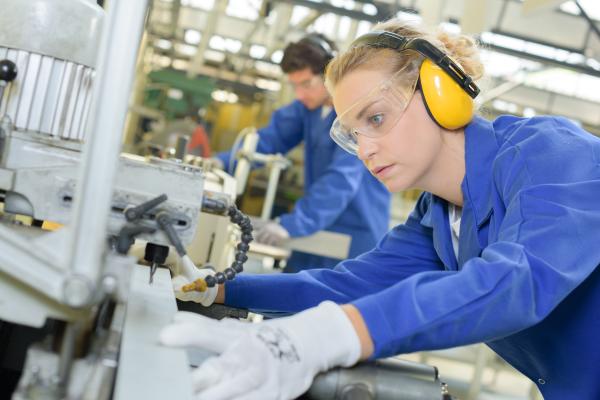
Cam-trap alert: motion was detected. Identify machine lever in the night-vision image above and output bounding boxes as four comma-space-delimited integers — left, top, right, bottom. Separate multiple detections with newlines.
156, 211, 186, 257
0, 60, 17, 116
0, 59, 17, 82
124, 193, 168, 222
115, 223, 156, 255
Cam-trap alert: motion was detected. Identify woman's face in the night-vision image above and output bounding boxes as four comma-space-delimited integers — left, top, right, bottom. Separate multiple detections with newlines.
332, 68, 443, 193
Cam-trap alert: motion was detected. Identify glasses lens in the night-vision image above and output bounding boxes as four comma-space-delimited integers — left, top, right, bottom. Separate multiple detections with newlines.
329, 62, 420, 155
288, 75, 322, 92
330, 119, 359, 154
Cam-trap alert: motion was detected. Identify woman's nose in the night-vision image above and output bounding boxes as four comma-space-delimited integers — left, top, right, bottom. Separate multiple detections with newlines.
356, 134, 378, 161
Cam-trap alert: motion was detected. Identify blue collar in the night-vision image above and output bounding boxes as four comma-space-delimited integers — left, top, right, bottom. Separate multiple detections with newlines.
461, 116, 498, 227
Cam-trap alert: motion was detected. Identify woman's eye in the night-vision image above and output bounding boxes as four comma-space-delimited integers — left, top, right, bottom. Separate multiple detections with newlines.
368, 114, 384, 127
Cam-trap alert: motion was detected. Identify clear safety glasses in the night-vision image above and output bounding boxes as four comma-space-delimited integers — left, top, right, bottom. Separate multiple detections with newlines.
287, 75, 324, 92
330, 61, 421, 155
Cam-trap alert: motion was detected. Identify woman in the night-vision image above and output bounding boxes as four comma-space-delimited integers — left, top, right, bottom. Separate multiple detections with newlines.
161, 19, 600, 400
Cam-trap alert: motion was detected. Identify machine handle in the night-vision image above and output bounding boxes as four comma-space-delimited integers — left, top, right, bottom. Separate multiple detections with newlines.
124, 193, 168, 222
0, 60, 17, 83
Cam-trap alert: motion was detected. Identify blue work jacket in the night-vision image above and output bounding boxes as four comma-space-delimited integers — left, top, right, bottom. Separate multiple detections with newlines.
225, 115, 600, 399
217, 100, 390, 269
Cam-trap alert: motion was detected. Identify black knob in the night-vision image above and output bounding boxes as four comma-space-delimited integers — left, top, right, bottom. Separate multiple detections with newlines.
0, 60, 17, 83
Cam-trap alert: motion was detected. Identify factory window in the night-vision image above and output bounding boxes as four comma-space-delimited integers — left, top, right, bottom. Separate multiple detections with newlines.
560, 1, 600, 21
330, 0, 357, 10
175, 43, 197, 57
355, 20, 373, 37
337, 16, 352, 40
226, 0, 261, 21
255, 61, 280, 76
363, 3, 377, 16
209, 36, 242, 54
205, 50, 226, 63
290, 6, 312, 26
312, 13, 337, 37
249, 45, 267, 59
181, 0, 214, 11
256, 78, 281, 92
184, 29, 202, 45
271, 50, 283, 64
480, 50, 541, 78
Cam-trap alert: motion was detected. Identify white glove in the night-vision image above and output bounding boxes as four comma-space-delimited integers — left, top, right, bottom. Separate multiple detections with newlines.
159, 301, 361, 400
170, 255, 218, 306
255, 221, 290, 246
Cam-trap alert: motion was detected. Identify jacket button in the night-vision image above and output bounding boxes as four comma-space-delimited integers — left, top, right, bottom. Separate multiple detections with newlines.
538, 378, 546, 385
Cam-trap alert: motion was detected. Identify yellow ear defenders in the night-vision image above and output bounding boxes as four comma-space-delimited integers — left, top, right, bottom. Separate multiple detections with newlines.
350, 31, 480, 130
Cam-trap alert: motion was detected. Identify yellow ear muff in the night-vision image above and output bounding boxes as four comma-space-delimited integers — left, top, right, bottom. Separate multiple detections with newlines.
419, 59, 474, 130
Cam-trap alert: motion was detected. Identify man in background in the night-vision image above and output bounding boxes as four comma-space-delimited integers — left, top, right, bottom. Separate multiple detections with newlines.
217, 34, 390, 271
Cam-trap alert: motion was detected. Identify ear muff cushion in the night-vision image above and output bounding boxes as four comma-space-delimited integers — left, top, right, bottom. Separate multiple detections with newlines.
419, 59, 474, 129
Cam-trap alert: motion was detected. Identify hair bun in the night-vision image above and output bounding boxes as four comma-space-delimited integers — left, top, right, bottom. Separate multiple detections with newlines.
436, 31, 484, 80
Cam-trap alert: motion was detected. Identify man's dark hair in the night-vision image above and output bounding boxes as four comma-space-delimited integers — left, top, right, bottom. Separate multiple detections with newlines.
280, 34, 337, 75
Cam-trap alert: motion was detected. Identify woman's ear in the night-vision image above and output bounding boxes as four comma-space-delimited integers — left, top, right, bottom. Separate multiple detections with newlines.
419, 60, 474, 129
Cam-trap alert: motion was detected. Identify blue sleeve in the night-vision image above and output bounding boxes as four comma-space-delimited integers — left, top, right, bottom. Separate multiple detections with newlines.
216, 101, 305, 173
279, 145, 370, 237
225, 194, 445, 311
353, 120, 600, 358
215, 150, 232, 171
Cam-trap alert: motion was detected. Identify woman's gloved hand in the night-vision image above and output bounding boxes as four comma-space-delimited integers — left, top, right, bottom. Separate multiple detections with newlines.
170, 255, 218, 306
255, 221, 290, 246
129, 243, 218, 306
159, 301, 361, 400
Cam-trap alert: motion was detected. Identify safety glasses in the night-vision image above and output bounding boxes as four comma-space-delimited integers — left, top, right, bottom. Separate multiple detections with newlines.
287, 75, 324, 92
330, 61, 421, 155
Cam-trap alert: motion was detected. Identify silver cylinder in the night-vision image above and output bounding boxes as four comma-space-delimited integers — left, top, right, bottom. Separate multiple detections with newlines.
308, 359, 448, 400
0, 0, 104, 141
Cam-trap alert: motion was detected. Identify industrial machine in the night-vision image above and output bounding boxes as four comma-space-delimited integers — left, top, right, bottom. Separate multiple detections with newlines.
0, 1, 244, 398
0, 1, 452, 399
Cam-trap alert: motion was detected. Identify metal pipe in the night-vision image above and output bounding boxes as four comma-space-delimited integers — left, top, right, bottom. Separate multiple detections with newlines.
307, 358, 449, 400
261, 159, 283, 220
233, 128, 259, 195
174, 135, 189, 160
57, 321, 79, 393
67, 0, 149, 306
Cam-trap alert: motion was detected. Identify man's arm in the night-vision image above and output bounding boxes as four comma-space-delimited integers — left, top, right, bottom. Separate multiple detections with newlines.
279, 145, 375, 237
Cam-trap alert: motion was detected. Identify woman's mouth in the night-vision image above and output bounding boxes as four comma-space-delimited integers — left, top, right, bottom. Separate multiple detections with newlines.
372, 164, 394, 178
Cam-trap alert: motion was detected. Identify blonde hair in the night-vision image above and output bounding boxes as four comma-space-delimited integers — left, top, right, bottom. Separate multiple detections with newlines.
325, 19, 485, 91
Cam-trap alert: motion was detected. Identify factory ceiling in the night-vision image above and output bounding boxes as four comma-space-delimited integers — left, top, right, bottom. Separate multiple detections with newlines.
146, 0, 600, 134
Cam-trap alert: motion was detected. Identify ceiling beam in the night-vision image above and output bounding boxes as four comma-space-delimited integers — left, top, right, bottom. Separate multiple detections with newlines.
575, 1, 600, 41
482, 40, 600, 77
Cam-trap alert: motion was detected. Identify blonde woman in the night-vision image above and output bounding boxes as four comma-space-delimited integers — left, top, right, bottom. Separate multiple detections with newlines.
161, 19, 600, 400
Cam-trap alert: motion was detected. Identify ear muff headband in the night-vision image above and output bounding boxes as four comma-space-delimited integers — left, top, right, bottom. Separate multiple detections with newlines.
349, 31, 480, 129
301, 35, 336, 62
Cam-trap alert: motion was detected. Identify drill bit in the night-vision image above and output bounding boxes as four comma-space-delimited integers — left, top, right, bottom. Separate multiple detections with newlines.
149, 262, 158, 284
